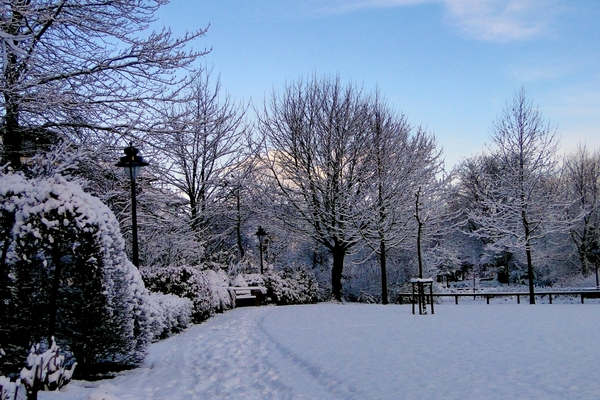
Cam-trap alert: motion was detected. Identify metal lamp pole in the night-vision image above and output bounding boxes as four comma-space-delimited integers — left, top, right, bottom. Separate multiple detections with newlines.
255, 226, 267, 274
116, 143, 148, 268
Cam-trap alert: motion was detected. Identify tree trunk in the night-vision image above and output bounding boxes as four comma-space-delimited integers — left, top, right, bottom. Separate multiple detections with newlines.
522, 208, 535, 304
48, 245, 64, 339
380, 239, 388, 304
3, 94, 22, 170
331, 245, 345, 301
235, 188, 244, 260
2, 4, 24, 171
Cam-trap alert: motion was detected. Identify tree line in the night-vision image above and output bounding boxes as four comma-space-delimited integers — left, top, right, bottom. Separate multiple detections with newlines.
1, 1, 599, 309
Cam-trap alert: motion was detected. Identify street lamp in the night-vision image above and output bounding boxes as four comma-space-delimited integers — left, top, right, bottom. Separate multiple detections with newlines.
115, 142, 148, 268
255, 226, 267, 274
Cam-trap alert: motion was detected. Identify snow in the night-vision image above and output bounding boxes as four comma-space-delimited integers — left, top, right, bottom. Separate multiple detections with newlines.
40, 303, 600, 400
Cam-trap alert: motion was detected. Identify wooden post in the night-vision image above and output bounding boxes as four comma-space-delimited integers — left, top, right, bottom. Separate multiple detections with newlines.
411, 282, 416, 315
430, 283, 435, 315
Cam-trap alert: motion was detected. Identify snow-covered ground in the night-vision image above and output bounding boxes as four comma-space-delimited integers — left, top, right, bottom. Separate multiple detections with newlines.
41, 302, 600, 400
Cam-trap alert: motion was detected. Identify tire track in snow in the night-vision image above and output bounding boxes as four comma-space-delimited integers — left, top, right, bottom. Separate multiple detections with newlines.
258, 309, 364, 400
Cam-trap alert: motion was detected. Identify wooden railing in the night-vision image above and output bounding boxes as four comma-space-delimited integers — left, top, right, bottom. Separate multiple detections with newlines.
396, 289, 600, 305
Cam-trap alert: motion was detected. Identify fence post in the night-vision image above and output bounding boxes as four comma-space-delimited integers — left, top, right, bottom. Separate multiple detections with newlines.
430, 283, 435, 315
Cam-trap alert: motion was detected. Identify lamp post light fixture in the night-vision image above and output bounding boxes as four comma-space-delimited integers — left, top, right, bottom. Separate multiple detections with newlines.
255, 226, 267, 274
115, 142, 149, 268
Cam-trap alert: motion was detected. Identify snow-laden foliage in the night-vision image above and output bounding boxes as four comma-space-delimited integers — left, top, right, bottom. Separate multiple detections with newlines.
141, 265, 234, 323
235, 269, 320, 306
0, 173, 151, 377
1, 337, 75, 399
146, 293, 193, 341
20, 337, 76, 396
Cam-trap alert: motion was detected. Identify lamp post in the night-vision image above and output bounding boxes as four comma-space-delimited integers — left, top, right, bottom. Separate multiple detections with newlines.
116, 143, 148, 268
255, 226, 267, 274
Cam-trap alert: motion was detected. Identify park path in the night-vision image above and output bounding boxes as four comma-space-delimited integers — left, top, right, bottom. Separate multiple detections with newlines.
42, 306, 338, 400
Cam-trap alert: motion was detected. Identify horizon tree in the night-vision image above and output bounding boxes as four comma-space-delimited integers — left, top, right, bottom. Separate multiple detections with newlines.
467, 88, 563, 304
563, 145, 600, 285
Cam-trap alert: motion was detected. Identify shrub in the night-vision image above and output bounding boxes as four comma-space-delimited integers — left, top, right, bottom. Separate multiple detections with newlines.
141, 264, 234, 323
0, 174, 151, 378
146, 293, 193, 341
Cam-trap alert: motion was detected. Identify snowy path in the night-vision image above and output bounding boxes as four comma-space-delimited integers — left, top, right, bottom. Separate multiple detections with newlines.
42, 303, 600, 399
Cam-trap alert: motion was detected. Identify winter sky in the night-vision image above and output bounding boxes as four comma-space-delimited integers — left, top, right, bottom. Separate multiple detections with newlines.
154, 0, 600, 169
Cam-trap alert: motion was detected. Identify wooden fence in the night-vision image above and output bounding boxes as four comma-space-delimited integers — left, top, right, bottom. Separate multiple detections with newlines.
397, 289, 600, 305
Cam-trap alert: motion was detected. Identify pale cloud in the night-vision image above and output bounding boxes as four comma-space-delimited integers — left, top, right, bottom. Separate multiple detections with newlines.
442, 0, 561, 41
316, 0, 562, 41
314, 0, 430, 15
509, 63, 576, 83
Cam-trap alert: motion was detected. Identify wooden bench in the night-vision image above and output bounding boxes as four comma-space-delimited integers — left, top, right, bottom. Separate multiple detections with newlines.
228, 286, 267, 307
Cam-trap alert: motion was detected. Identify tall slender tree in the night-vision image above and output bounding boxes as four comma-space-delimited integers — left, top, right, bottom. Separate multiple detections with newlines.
154, 68, 249, 256
468, 88, 562, 304
563, 145, 600, 285
358, 92, 442, 303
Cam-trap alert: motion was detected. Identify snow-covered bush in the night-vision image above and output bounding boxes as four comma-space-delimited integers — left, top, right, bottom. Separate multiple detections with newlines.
265, 268, 320, 305
20, 337, 76, 398
235, 268, 320, 306
141, 265, 234, 323
146, 293, 193, 341
0, 173, 151, 378
0, 337, 76, 400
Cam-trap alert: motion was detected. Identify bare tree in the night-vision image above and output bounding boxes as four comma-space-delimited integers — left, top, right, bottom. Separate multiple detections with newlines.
563, 145, 600, 286
358, 92, 442, 303
258, 75, 370, 301
0, 0, 207, 170
154, 68, 249, 256
469, 88, 562, 304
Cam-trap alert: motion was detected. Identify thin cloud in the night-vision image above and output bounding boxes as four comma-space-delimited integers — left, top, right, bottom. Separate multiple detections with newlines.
315, 0, 562, 41
442, 0, 561, 41
315, 0, 430, 15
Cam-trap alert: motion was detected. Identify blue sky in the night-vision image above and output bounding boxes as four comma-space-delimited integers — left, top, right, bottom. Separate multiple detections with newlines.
155, 0, 600, 168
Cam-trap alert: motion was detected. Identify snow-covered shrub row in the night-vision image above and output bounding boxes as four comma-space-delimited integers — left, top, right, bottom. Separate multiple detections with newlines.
0, 173, 151, 377
141, 265, 234, 323
146, 293, 193, 341
235, 268, 320, 305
